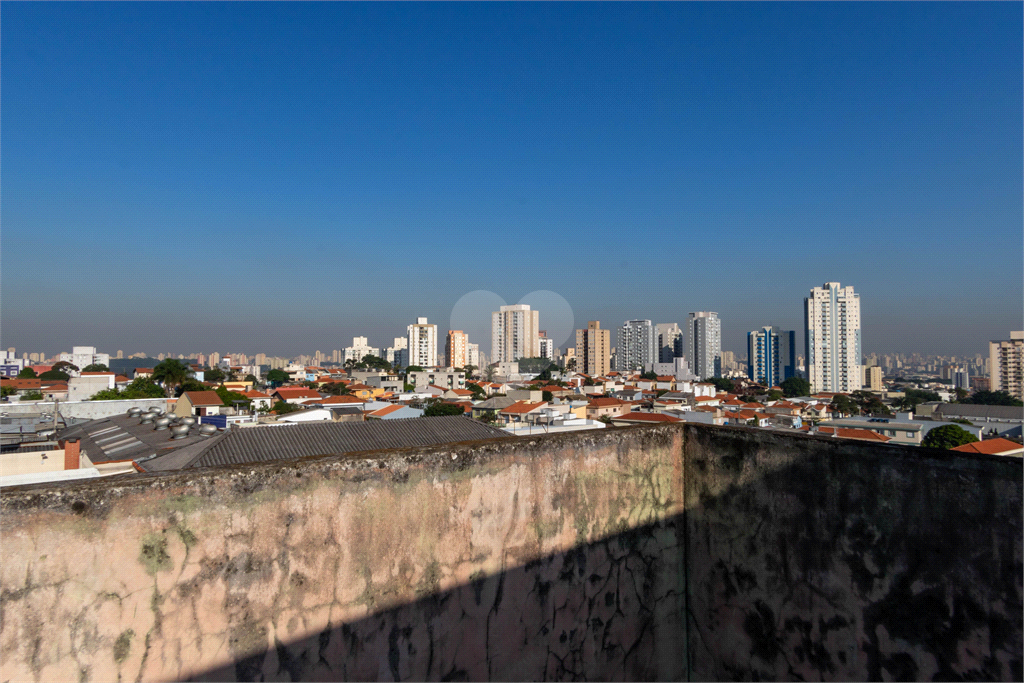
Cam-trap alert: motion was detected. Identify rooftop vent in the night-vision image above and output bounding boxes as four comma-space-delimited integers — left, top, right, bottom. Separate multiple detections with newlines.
198, 424, 217, 436
170, 425, 189, 440
139, 413, 155, 424
154, 417, 172, 431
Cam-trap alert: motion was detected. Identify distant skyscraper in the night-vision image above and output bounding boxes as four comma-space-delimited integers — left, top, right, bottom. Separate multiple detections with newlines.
747, 326, 796, 387
617, 320, 656, 372
989, 331, 1023, 400
445, 330, 469, 368
491, 304, 540, 363
688, 312, 721, 380
864, 365, 884, 392
655, 323, 684, 364
575, 321, 610, 377
116, 350, 124, 359
344, 337, 380, 363
804, 282, 862, 393
538, 333, 554, 361
407, 318, 438, 368
467, 343, 480, 369
386, 337, 409, 368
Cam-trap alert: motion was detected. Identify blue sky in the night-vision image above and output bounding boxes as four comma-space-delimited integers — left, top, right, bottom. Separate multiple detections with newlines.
2, 2, 1021, 358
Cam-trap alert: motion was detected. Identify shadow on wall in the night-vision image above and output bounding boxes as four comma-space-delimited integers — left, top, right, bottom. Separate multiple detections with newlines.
190, 431, 1022, 682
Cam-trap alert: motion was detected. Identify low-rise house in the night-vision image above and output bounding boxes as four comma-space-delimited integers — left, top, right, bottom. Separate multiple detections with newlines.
366, 405, 424, 420
768, 414, 802, 429
243, 390, 272, 412
471, 396, 517, 422
442, 388, 475, 401
1, 378, 43, 397
271, 388, 322, 405
174, 391, 225, 418
951, 438, 1023, 457
610, 412, 681, 427
585, 397, 631, 420
346, 383, 384, 400
134, 368, 154, 379
498, 401, 548, 425
39, 382, 69, 401
814, 426, 892, 443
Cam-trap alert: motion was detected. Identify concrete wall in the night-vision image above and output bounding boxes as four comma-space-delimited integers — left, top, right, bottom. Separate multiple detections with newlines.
0, 398, 171, 421
0, 424, 1020, 682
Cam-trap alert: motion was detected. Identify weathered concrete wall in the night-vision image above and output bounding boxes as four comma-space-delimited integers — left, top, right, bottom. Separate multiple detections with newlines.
683, 427, 1022, 681
1, 398, 171, 420
1, 424, 1020, 682
1, 428, 687, 682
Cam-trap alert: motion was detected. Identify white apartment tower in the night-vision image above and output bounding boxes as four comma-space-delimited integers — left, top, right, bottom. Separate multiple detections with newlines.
343, 336, 380, 363
491, 304, 540, 363
617, 320, 657, 372
989, 331, 1023, 400
804, 282, 862, 393
407, 318, 438, 368
687, 312, 721, 380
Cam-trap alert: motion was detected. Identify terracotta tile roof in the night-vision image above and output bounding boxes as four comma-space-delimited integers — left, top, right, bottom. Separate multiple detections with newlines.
743, 402, 765, 409
319, 395, 366, 405
1, 379, 42, 389
656, 376, 675, 381
243, 390, 271, 399
587, 397, 624, 407
693, 396, 718, 403
182, 391, 224, 406
500, 401, 547, 414
817, 427, 891, 442
368, 404, 405, 417
615, 412, 681, 423
448, 389, 474, 396
81, 371, 115, 376
272, 388, 322, 400
41, 381, 68, 391
347, 384, 375, 391
950, 438, 1023, 455
135, 368, 154, 373
115, 375, 131, 383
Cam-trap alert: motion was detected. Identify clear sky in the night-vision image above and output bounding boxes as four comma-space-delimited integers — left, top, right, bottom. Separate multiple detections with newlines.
2, 2, 1021, 358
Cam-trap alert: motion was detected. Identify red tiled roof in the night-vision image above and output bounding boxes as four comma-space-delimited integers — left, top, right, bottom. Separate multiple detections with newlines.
587, 397, 624, 407
369, 404, 405, 417
500, 401, 547, 414
135, 368, 154, 373
1, 379, 42, 389
951, 438, 1023, 455
183, 391, 224, 406
272, 388, 322, 400
244, 390, 271, 399
347, 384, 374, 391
615, 412, 681, 423
115, 375, 131, 383
318, 395, 365, 405
81, 372, 115, 376
817, 427, 890, 442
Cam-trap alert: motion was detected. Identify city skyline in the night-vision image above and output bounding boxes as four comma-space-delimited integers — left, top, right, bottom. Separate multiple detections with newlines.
2, 3, 1021, 356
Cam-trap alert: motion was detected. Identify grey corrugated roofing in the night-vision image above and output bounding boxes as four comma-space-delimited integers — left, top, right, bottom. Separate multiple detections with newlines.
933, 404, 1023, 421
57, 414, 216, 464
143, 415, 511, 471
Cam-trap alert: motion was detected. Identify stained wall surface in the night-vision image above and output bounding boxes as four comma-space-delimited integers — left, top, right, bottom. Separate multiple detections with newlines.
0, 423, 1020, 682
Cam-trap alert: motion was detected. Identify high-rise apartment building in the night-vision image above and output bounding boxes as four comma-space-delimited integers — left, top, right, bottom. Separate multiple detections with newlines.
344, 337, 380, 363
467, 343, 480, 369
491, 304, 540, 363
746, 326, 796, 387
804, 282, 862, 393
617, 320, 657, 372
863, 365, 884, 392
386, 337, 409, 368
537, 332, 554, 361
688, 312, 721, 380
407, 318, 438, 368
445, 330, 469, 368
655, 323, 684, 364
989, 331, 1023, 400
575, 321, 611, 377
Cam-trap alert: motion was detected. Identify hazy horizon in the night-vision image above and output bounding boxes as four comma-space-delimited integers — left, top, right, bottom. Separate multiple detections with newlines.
3, 3, 1021, 358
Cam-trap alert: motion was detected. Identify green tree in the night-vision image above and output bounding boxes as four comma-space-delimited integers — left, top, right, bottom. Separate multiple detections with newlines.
516, 357, 557, 374
640, 370, 659, 380
707, 377, 735, 393
959, 390, 1023, 407
780, 377, 810, 398
52, 361, 79, 373
244, 374, 259, 384
152, 359, 191, 397
463, 364, 477, 378
405, 365, 424, 373
922, 424, 979, 450
766, 390, 783, 402
204, 367, 227, 383
1, 385, 16, 398
360, 354, 392, 371
176, 378, 209, 396
321, 382, 350, 396
466, 383, 487, 400
38, 370, 71, 381
272, 400, 300, 415
266, 369, 289, 387
403, 383, 416, 392
82, 363, 109, 373
216, 386, 251, 411
542, 391, 553, 402
423, 402, 465, 417
20, 391, 43, 401
17, 368, 37, 379
830, 394, 859, 416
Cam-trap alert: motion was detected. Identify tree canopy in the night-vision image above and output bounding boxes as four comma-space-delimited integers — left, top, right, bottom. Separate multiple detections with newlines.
830, 394, 859, 416
266, 369, 289, 386
922, 424, 979, 450
52, 361, 79, 373
640, 370, 659, 380
176, 379, 209, 396
423, 402, 466, 417
204, 367, 227, 383
82, 363, 109, 373
516, 357, 556, 374
959, 390, 1023, 407
780, 377, 810, 398
17, 368, 37, 379
466, 383, 486, 400
152, 359, 191, 396
37, 370, 70, 381
405, 365, 424, 373
707, 377, 735, 393
90, 377, 166, 401
216, 386, 251, 410
271, 400, 300, 415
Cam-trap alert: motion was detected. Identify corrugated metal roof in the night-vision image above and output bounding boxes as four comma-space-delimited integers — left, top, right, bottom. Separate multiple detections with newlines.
151, 415, 511, 470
